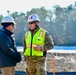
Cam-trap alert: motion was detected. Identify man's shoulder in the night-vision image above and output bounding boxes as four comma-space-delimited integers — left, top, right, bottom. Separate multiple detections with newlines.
0, 29, 6, 36
25, 31, 30, 35
24, 31, 30, 39
40, 28, 47, 32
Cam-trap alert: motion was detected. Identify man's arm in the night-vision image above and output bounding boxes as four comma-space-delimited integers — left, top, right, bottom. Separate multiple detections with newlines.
40, 31, 54, 51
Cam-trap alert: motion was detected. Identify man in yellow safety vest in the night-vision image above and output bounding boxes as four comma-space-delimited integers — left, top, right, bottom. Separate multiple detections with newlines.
23, 14, 54, 75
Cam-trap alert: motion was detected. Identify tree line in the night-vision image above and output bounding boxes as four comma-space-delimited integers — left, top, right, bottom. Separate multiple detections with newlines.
0, 2, 76, 46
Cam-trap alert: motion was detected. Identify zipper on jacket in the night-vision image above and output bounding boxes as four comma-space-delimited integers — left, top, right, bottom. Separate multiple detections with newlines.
30, 32, 33, 56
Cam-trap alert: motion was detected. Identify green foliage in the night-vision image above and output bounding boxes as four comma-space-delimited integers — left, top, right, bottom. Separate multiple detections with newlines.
0, 3, 76, 46
0, 15, 3, 28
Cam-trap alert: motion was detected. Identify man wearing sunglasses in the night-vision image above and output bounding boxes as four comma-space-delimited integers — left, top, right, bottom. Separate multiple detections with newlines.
23, 14, 54, 75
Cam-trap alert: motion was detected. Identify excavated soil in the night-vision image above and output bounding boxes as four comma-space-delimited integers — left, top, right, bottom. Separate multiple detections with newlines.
15, 52, 76, 72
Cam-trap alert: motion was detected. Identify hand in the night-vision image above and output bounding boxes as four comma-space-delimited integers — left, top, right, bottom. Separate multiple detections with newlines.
16, 52, 22, 62
33, 45, 41, 51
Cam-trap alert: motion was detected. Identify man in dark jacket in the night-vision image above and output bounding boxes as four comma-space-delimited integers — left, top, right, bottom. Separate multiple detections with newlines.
0, 15, 21, 75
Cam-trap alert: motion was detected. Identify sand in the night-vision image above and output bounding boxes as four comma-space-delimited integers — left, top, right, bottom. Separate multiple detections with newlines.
15, 50, 76, 72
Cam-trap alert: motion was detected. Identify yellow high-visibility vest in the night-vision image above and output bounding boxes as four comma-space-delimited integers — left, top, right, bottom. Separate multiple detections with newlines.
24, 28, 46, 56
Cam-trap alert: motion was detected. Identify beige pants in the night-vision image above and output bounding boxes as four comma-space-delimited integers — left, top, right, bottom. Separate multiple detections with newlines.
0, 66, 15, 75
25, 56, 47, 75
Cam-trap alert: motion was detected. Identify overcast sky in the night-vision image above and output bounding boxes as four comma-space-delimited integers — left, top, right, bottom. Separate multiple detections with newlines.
0, 0, 76, 16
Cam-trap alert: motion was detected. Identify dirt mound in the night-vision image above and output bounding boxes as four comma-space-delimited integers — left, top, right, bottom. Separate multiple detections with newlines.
15, 52, 76, 72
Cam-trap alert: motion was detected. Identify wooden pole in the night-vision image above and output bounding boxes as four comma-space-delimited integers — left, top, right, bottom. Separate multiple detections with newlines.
52, 59, 55, 75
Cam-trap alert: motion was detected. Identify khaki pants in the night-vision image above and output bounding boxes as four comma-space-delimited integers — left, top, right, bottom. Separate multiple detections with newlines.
0, 66, 15, 75
25, 56, 47, 75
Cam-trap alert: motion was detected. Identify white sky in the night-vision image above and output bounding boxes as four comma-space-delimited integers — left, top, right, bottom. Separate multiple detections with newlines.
0, 0, 76, 16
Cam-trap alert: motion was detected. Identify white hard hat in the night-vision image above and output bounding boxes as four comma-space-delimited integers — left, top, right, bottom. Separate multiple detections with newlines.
27, 14, 40, 23
1, 15, 15, 24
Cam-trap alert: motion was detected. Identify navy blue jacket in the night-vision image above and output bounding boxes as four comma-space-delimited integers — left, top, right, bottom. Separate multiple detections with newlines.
0, 28, 21, 68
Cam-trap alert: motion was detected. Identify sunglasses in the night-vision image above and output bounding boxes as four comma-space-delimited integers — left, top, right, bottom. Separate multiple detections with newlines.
29, 21, 35, 24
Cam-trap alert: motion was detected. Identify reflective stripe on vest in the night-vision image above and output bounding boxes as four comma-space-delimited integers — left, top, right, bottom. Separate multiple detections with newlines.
24, 28, 46, 56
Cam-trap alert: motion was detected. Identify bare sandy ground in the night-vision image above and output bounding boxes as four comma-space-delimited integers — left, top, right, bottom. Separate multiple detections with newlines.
15, 50, 76, 72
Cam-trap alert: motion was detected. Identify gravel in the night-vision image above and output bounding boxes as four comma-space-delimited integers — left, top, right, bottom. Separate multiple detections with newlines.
15, 52, 76, 72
